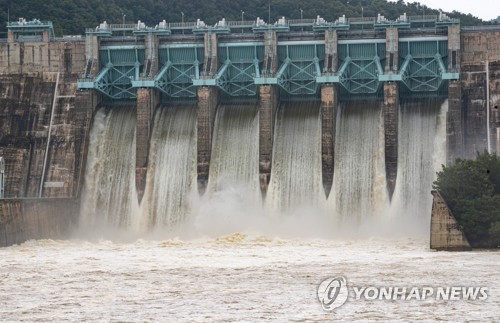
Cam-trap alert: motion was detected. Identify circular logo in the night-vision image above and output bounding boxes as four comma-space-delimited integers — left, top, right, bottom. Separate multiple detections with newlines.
317, 276, 348, 311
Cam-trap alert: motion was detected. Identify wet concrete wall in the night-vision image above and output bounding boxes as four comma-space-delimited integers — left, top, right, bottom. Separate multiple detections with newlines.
0, 39, 97, 199
0, 198, 79, 247
456, 30, 500, 159
430, 191, 471, 251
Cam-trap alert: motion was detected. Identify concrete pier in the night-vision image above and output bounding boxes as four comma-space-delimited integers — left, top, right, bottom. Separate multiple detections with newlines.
320, 85, 337, 197
196, 32, 220, 194
384, 82, 399, 200
324, 30, 338, 73
197, 86, 219, 193
258, 30, 279, 196
136, 88, 159, 203
383, 27, 400, 200
385, 27, 399, 73
258, 85, 278, 195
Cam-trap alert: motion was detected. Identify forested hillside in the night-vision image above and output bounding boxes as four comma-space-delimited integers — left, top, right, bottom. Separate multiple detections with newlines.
0, 0, 489, 36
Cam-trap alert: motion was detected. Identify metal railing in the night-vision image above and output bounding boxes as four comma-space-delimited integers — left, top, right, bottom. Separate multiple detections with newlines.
169, 22, 197, 29
409, 15, 438, 21
226, 20, 256, 27
349, 17, 376, 24
81, 14, 463, 37
7, 19, 53, 28
462, 25, 500, 32
288, 19, 317, 26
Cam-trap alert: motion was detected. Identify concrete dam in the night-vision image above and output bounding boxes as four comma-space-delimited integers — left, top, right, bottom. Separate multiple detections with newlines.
0, 14, 499, 245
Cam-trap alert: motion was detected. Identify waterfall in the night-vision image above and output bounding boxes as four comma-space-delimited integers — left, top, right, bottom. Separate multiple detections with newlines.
207, 103, 260, 199
191, 103, 262, 234
266, 101, 324, 214
80, 107, 138, 229
330, 101, 388, 225
141, 105, 197, 228
390, 99, 448, 231
77, 98, 448, 236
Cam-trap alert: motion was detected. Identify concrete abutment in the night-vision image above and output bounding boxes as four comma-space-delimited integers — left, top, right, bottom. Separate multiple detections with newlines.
430, 191, 472, 251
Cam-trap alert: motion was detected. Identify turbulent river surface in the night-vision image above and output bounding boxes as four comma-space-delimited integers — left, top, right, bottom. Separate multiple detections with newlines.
0, 236, 498, 321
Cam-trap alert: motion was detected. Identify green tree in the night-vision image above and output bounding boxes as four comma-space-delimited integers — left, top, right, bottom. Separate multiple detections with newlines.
434, 151, 500, 248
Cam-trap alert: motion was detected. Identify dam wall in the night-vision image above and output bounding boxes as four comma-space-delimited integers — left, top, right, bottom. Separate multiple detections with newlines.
0, 37, 99, 200
457, 30, 500, 159
0, 17, 500, 245
0, 198, 79, 246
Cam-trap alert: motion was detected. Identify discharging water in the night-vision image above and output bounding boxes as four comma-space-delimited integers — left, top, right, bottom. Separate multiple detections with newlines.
266, 102, 325, 214
141, 105, 198, 228
390, 99, 448, 232
330, 101, 388, 225
79, 107, 138, 230
206, 103, 260, 199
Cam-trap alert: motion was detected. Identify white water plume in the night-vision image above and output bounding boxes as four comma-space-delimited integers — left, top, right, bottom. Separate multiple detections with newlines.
141, 105, 197, 229
79, 107, 138, 230
206, 103, 260, 201
77, 98, 448, 240
330, 101, 388, 226
389, 99, 448, 234
265, 101, 325, 215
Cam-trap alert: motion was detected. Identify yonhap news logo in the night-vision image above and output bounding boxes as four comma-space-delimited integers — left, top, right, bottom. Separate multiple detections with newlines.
317, 276, 488, 311
317, 276, 349, 311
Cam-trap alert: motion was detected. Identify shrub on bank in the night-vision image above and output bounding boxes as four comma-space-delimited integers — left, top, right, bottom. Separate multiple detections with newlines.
433, 151, 500, 248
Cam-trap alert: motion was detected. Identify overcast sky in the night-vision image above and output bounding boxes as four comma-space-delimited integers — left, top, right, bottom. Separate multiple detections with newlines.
388, 0, 499, 21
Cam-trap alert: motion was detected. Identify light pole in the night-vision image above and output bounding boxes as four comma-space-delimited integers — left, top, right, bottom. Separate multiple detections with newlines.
300, 8, 303, 31
122, 11, 126, 36
423, 6, 425, 27
181, 12, 185, 34
361, 7, 364, 31
241, 10, 245, 33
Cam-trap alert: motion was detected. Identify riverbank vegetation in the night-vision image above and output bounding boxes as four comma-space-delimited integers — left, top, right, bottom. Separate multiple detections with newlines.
433, 152, 500, 248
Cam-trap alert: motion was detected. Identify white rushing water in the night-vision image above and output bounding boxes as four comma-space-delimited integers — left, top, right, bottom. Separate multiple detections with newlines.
0, 237, 498, 321
141, 105, 198, 228
266, 102, 325, 214
330, 101, 388, 226
190, 103, 262, 235
79, 107, 138, 230
390, 99, 448, 233
206, 103, 260, 199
